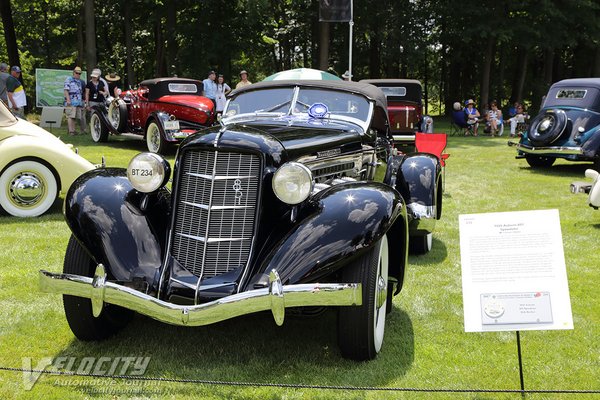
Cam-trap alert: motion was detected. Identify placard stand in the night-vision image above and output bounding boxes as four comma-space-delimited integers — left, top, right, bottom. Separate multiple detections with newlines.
39, 106, 64, 131
516, 331, 525, 397
459, 210, 574, 397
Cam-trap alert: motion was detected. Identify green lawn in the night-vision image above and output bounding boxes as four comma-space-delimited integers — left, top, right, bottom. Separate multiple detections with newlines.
0, 121, 598, 399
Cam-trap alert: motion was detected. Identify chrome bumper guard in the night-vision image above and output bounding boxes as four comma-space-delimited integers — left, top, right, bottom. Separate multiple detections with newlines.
507, 140, 583, 155
393, 134, 415, 143
39, 266, 362, 327
408, 203, 436, 232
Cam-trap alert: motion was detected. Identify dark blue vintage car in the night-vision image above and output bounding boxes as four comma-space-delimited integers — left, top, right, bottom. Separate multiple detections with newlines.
40, 80, 442, 360
509, 78, 600, 170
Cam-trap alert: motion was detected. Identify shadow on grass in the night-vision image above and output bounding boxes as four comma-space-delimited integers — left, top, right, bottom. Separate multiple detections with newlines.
409, 237, 447, 265
54, 306, 414, 389
518, 162, 591, 178
0, 198, 65, 223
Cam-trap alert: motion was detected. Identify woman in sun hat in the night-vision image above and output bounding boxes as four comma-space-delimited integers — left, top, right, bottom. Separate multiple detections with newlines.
105, 71, 122, 98
464, 99, 480, 136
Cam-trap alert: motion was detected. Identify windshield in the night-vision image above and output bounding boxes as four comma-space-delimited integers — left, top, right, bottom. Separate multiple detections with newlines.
224, 86, 372, 128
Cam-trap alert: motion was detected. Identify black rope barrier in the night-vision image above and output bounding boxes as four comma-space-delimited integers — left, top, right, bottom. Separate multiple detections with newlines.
1, 366, 599, 394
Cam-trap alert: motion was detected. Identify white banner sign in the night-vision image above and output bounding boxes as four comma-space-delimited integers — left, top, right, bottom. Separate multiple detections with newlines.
459, 209, 573, 332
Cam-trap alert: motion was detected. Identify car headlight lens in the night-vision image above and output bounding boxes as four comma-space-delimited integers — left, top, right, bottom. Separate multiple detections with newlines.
127, 152, 170, 193
272, 162, 313, 204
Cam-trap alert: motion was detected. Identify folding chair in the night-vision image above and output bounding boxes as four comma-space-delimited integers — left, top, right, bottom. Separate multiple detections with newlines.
450, 110, 469, 136
415, 132, 450, 191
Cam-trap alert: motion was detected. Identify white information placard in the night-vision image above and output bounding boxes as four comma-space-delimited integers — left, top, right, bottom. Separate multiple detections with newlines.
459, 209, 573, 332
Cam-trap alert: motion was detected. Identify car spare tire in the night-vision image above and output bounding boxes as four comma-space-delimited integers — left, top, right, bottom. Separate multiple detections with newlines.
528, 109, 568, 146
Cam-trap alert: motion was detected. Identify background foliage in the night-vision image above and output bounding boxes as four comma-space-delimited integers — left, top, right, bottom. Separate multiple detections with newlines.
1, 0, 600, 115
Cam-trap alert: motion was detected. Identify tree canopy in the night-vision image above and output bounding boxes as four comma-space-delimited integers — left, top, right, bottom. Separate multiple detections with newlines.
1, 0, 599, 114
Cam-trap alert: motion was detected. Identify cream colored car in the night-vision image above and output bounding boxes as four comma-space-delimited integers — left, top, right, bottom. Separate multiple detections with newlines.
571, 169, 600, 210
0, 102, 94, 217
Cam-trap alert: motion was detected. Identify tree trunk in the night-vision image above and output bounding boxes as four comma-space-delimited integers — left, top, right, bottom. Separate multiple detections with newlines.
543, 48, 554, 86
154, 14, 166, 77
165, 0, 178, 76
594, 47, 600, 77
76, 2, 84, 67
368, 21, 381, 78
515, 49, 528, 103
0, 0, 20, 69
496, 44, 506, 106
123, 2, 135, 87
447, 57, 462, 115
479, 36, 495, 110
318, 22, 330, 71
510, 47, 528, 103
84, 0, 97, 73
42, 2, 51, 67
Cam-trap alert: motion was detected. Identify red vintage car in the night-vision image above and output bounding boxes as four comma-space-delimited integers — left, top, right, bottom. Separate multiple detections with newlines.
361, 79, 425, 152
90, 77, 214, 153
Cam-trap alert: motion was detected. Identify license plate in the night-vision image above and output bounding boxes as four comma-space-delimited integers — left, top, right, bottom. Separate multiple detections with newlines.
164, 120, 180, 131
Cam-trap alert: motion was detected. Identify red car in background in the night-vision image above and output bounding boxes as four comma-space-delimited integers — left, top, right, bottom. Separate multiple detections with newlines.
90, 78, 214, 153
361, 79, 425, 152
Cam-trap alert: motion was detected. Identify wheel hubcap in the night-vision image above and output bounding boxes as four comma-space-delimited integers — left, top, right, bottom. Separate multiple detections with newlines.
373, 236, 388, 352
539, 117, 553, 132
376, 275, 387, 308
9, 172, 44, 206
92, 115, 100, 138
148, 126, 159, 151
110, 107, 119, 128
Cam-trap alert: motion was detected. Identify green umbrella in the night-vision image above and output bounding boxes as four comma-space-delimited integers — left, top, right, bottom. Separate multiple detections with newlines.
263, 68, 342, 81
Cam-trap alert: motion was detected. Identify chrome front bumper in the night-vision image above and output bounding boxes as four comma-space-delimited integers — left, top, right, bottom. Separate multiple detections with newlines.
507, 140, 583, 155
39, 266, 362, 327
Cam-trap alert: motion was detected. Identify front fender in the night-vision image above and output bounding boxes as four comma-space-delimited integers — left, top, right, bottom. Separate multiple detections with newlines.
386, 153, 441, 235
259, 182, 404, 285
0, 133, 94, 193
149, 111, 178, 143
65, 168, 171, 287
93, 105, 120, 135
581, 129, 600, 158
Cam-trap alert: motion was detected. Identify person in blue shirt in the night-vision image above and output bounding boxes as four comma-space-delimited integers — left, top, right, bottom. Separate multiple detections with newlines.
64, 66, 85, 135
202, 70, 217, 109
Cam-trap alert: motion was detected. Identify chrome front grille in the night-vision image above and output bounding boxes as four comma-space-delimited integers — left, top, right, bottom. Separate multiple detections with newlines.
171, 150, 261, 279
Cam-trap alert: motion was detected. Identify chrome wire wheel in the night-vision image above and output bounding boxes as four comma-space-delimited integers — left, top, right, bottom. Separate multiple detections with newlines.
146, 122, 160, 153
89, 112, 108, 142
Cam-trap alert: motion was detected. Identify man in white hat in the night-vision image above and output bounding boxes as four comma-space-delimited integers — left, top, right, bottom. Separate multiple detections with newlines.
235, 70, 252, 89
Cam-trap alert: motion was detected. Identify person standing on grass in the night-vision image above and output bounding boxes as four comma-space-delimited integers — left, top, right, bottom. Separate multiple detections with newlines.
64, 66, 85, 135
215, 74, 231, 118
85, 68, 107, 112
0, 63, 9, 105
202, 70, 217, 109
7, 66, 26, 119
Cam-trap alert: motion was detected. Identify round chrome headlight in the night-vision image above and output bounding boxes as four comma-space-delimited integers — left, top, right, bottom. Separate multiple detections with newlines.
127, 152, 170, 193
272, 162, 313, 204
